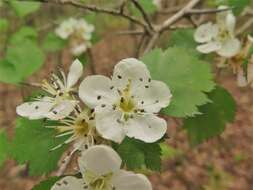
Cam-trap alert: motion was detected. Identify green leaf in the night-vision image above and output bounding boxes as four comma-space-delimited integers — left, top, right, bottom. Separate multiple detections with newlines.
130, 0, 157, 17
0, 18, 8, 32
9, 26, 38, 44
32, 177, 62, 190
9, 1, 41, 17
42, 32, 66, 52
0, 130, 8, 167
209, 0, 251, 15
6, 39, 45, 79
10, 118, 68, 176
113, 137, 162, 171
142, 48, 215, 117
0, 59, 22, 84
160, 143, 182, 160
183, 86, 236, 145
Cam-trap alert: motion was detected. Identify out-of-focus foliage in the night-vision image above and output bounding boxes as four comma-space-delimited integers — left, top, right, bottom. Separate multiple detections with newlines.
142, 48, 215, 117
42, 32, 66, 52
32, 177, 62, 190
208, 0, 252, 15
183, 86, 236, 145
8, 1, 41, 17
0, 130, 8, 167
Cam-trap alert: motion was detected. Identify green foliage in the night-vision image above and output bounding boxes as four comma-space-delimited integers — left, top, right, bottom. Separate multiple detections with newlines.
0, 60, 21, 84
0, 18, 8, 32
168, 29, 213, 61
113, 137, 162, 171
9, 1, 41, 17
209, 0, 251, 15
142, 48, 215, 117
32, 177, 62, 190
0, 27, 45, 84
0, 130, 8, 167
130, 0, 157, 17
160, 143, 182, 160
10, 118, 68, 176
183, 86, 236, 145
42, 32, 66, 52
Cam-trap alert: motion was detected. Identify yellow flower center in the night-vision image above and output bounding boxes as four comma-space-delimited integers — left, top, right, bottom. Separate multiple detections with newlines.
74, 119, 90, 137
84, 170, 113, 190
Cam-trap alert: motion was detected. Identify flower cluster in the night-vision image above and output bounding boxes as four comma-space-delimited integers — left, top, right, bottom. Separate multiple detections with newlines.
194, 6, 253, 88
55, 18, 94, 56
16, 58, 172, 189
194, 6, 241, 58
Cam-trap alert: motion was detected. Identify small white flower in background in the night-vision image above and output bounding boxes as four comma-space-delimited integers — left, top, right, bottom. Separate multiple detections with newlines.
16, 59, 83, 120
55, 18, 94, 56
153, 0, 162, 9
194, 6, 241, 58
235, 35, 253, 87
51, 145, 152, 190
79, 58, 172, 143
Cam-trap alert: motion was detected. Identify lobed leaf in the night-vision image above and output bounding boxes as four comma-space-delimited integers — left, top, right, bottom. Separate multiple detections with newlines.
113, 137, 162, 171
10, 118, 68, 176
142, 47, 215, 117
183, 86, 236, 145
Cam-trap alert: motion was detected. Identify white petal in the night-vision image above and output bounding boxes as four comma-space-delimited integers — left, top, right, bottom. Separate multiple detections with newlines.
237, 69, 247, 87
78, 145, 121, 176
112, 170, 152, 190
16, 100, 54, 120
126, 114, 167, 143
46, 100, 76, 120
112, 58, 151, 91
55, 18, 76, 39
196, 41, 221, 54
248, 35, 253, 42
71, 44, 88, 56
217, 38, 241, 57
79, 75, 118, 108
67, 59, 83, 88
95, 106, 126, 143
216, 6, 230, 26
51, 176, 85, 190
226, 12, 236, 34
134, 80, 172, 113
194, 22, 218, 43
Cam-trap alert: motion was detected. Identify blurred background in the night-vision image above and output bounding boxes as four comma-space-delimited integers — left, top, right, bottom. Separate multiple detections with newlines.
0, 0, 253, 189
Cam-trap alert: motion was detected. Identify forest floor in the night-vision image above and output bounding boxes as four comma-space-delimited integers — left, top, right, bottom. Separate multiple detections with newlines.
0, 35, 253, 190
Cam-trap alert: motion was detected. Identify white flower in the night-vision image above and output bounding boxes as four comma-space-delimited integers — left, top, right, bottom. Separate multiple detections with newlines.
51, 145, 152, 190
47, 109, 105, 151
194, 6, 241, 58
55, 18, 94, 56
16, 59, 83, 120
153, 0, 162, 9
79, 58, 172, 143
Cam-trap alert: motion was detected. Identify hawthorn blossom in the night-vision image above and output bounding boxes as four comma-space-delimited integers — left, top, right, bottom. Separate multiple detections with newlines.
51, 145, 152, 190
55, 18, 94, 56
79, 58, 172, 143
194, 6, 241, 58
48, 109, 105, 151
16, 59, 83, 120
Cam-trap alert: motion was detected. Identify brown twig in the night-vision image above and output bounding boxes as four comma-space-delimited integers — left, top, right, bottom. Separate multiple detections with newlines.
130, 0, 155, 32
14, 0, 148, 30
